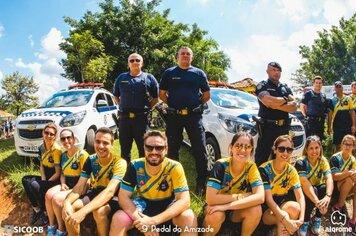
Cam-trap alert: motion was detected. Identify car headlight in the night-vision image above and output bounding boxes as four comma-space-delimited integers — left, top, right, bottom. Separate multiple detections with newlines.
59, 111, 86, 127
218, 113, 257, 135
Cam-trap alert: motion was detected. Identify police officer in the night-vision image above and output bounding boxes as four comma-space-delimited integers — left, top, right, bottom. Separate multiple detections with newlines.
113, 53, 159, 163
159, 46, 210, 195
255, 62, 297, 167
300, 76, 328, 140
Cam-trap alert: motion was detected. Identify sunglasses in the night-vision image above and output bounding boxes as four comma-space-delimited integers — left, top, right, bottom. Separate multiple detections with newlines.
343, 142, 354, 147
144, 144, 166, 152
233, 143, 253, 150
60, 136, 73, 142
44, 131, 55, 137
129, 59, 141, 63
277, 146, 293, 154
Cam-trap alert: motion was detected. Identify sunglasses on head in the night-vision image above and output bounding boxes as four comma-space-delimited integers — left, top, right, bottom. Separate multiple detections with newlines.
60, 136, 73, 142
277, 146, 293, 154
129, 59, 141, 63
144, 144, 166, 152
233, 143, 253, 150
44, 131, 55, 137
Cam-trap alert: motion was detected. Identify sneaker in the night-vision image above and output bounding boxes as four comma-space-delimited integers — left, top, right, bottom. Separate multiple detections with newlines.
30, 210, 42, 225
298, 222, 309, 236
47, 225, 57, 236
55, 229, 68, 236
36, 213, 49, 226
310, 217, 321, 235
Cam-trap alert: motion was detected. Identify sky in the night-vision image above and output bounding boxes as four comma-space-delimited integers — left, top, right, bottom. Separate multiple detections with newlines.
0, 0, 355, 102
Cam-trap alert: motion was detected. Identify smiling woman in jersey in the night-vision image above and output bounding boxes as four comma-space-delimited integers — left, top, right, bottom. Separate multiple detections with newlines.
45, 129, 89, 236
203, 132, 264, 236
258, 135, 305, 236
22, 122, 62, 227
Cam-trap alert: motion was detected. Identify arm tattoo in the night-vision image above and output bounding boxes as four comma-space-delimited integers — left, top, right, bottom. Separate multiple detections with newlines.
258, 91, 270, 100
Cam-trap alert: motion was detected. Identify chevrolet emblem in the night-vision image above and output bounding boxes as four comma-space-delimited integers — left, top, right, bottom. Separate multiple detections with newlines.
27, 125, 36, 131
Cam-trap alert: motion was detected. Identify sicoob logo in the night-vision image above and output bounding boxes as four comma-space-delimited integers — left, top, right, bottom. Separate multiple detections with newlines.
331, 210, 346, 226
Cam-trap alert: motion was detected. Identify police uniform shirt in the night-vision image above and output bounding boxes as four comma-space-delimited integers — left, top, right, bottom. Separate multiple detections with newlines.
121, 158, 189, 201
160, 66, 210, 110
38, 142, 62, 180
259, 160, 301, 198
61, 149, 89, 187
329, 152, 356, 173
330, 95, 353, 130
295, 156, 331, 186
80, 153, 127, 191
301, 90, 327, 117
207, 158, 262, 194
255, 79, 293, 119
113, 72, 158, 112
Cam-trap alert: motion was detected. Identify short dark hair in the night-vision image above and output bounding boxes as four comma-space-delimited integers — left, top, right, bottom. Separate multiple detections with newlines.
95, 127, 114, 143
143, 130, 167, 146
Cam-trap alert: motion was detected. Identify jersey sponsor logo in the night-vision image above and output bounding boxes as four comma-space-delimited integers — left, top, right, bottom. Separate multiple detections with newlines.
71, 162, 79, 170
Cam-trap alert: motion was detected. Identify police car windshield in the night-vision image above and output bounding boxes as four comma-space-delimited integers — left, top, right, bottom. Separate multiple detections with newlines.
211, 89, 259, 110
39, 91, 94, 108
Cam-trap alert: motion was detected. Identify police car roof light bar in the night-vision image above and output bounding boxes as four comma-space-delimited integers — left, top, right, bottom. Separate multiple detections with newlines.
68, 82, 104, 90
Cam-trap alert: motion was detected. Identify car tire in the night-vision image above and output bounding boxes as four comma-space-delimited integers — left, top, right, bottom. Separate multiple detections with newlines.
206, 137, 221, 171
85, 128, 95, 154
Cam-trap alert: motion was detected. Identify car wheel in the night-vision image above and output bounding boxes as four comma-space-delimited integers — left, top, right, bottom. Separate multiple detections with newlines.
85, 128, 95, 154
206, 137, 221, 171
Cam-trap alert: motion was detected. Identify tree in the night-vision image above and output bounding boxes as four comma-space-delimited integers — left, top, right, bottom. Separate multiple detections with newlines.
60, 0, 230, 87
1, 72, 39, 116
292, 14, 356, 88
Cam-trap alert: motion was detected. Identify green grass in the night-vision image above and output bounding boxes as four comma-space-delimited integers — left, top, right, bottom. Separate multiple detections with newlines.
0, 138, 204, 215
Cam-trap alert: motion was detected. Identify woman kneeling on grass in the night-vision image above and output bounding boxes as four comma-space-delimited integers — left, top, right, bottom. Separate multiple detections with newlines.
22, 122, 62, 226
203, 132, 265, 236
329, 134, 356, 234
294, 135, 333, 236
258, 135, 305, 236
45, 129, 89, 236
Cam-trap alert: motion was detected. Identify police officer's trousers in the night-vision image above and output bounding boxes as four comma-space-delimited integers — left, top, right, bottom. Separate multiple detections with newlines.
119, 115, 148, 163
165, 113, 208, 184
255, 124, 290, 167
306, 118, 325, 141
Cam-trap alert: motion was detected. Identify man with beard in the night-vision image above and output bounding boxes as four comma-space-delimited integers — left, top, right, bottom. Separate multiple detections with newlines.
109, 131, 198, 236
63, 127, 127, 236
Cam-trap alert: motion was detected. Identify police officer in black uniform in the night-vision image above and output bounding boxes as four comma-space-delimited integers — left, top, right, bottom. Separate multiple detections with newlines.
159, 46, 210, 195
255, 62, 297, 166
113, 53, 159, 163
300, 76, 328, 140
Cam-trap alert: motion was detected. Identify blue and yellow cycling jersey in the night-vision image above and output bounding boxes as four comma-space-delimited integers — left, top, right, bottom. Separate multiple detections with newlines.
259, 160, 301, 198
207, 158, 262, 194
80, 153, 127, 190
121, 158, 189, 201
329, 151, 356, 173
330, 95, 353, 130
61, 149, 89, 187
38, 142, 62, 180
295, 156, 331, 186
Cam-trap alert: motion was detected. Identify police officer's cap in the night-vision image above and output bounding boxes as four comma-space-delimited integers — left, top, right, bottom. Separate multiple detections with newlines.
334, 81, 343, 87
268, 62, 282, 71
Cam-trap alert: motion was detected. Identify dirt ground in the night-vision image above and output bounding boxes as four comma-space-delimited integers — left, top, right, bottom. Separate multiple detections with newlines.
0, 170, 353, 236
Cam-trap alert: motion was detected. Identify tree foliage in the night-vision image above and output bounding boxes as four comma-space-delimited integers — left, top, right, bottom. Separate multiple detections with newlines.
0, 72, 39, 116
292, 13, 356, 90
60, 0, 230, 87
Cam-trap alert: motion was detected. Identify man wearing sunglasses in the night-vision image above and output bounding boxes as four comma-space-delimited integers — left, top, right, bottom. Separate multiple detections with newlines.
159, 46, 210, 195
110, 131, 197, 235
113, 53, 159, 163
254, 62, 297, 166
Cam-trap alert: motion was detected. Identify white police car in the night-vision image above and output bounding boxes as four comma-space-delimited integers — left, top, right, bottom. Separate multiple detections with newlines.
184, 87, 306, 170
14, 83, 119, 157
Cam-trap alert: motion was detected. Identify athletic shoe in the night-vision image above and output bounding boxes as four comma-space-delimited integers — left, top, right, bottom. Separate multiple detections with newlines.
36, 213, 49, 226
298, 222, 309, 236
55, 229, 68, 236
30, 210, 42, 225
47, 225, 57, 236
310, 217, 321, 235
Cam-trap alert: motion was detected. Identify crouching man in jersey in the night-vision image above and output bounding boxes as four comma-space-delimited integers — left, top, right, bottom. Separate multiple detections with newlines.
62, 127, 127, 236
109, 130, 198, 236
